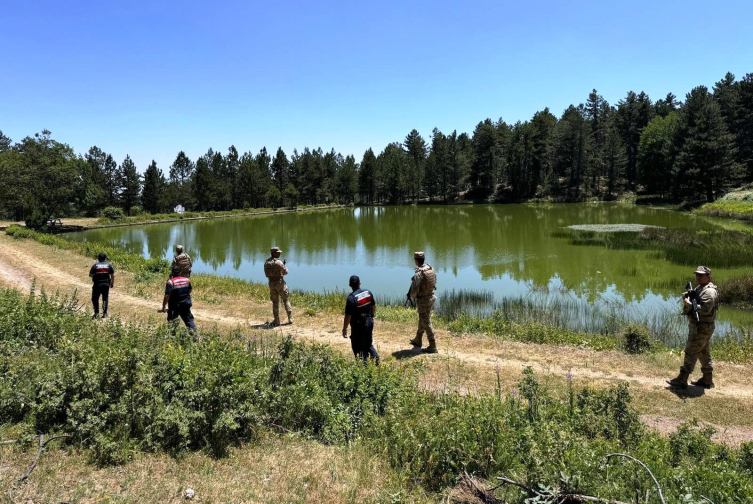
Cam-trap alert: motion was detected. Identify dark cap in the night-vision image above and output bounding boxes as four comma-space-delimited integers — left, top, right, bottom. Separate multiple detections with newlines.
97, 253, 107, 261
349, 275, 360, 286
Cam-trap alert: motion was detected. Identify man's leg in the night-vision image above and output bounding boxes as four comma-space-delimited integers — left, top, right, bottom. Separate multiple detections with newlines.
269, 284, 280, 325
419, 296, 437, 352
281, 284, 293, 323
91, 286, 100, 316
681, 323, 706, 375
180, 305, 196, 330
691, 323, 715, 388
101, 286, 110, 317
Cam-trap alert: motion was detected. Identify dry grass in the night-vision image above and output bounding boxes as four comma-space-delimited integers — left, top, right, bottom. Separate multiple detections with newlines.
0, 431, 428, 504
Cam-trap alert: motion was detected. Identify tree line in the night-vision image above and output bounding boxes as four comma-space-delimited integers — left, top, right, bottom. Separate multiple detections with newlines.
1, 71, 752, 227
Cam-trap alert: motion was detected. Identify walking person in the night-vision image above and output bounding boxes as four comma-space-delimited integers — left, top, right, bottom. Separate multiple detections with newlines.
408, 251, 438, 353
263, 246, 293, 326
171, 244, 192, 278
342, 275, 379, 365
667, 266, 719, 389
161, 266, 196, 329
89, 253, 114, 319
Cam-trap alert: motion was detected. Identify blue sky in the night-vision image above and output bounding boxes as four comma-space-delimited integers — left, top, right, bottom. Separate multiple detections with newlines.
2, 0, 752, 173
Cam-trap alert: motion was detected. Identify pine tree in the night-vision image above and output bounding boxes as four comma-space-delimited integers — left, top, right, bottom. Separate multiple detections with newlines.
673, 86, 740, 201
404, 129, 427, 202
0, 130, 12, 152
271, 147, 289, 192
103, 154, 119, 207
168, 151, 195, 209
470, 119, 503, 198
638, 113, 677, 196
118, 155, 141, 214
530, 108, 557, 197
737, 73, 753, 180
141, 160, 166, 214
226, 145, 240, 208
359, 148, 377, 204
193, 153, 213, 211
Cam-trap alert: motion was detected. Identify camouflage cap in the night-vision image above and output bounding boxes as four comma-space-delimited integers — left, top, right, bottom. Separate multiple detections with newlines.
176, 244, 184, 251
414, 251, 425, 260
694, 266, 711, 276
271, 246, 282, 254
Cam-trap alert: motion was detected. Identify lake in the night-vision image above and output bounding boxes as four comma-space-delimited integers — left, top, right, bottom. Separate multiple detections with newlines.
68, 204, 753, 342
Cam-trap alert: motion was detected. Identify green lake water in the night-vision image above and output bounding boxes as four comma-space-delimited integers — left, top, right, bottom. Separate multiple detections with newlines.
67, 204, 753, 343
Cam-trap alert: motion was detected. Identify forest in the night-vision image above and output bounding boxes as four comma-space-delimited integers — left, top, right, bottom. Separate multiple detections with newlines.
1, 71, 751, 228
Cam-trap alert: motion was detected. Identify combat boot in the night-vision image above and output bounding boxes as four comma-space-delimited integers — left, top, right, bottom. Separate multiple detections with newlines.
691, 372, 715, 389
422, 340, 438, 354
270, 319, 281, 328
287, 312, 293, 325
409, 336, 423, 347
666, 370, 689, 389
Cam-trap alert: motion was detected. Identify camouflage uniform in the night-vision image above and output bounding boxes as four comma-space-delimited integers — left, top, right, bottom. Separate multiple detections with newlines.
171, 249, 193, 277
264, 247, 292, 325
681, 281, 719, 376
409, 252, 437, 351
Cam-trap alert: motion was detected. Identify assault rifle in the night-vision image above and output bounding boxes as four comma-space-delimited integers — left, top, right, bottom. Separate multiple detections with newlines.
404, 292, 416, 309
684, 282, 700, 323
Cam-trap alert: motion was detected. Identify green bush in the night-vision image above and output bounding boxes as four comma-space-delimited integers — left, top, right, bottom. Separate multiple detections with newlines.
100, 206, 126, 221
2, 288, 753, 501
129, 205, 144, 216
622, 324, 654, 354
24, 206, 48, 231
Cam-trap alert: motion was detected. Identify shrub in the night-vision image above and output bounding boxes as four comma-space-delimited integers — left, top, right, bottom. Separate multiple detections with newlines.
129, 205, 144, 216
100, 206, 126, 221
25, 206, 49, 231
622, 324, 654, 354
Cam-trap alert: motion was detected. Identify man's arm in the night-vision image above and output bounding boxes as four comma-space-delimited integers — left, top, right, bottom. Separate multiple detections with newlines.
697, 288, 717, 316
342, 315, 351, 338
110, 273, 115, 288
280, 260, 289, 276
161, 294, 170, 312
409, 271, 422, 298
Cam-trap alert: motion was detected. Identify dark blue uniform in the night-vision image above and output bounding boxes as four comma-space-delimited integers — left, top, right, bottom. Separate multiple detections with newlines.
89, 261, 114, 316
165, 276, 196, 329
345, 288, 379, 365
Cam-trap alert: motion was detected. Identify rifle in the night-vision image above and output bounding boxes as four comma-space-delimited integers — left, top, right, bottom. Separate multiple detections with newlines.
404, 292, 416, 309
684, 282, 700, 323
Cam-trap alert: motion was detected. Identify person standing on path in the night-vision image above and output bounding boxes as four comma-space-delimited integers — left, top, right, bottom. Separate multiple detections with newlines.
264, 246, 292, 326
89, 253, 114, 319
342, 275, 379, 365
667, 266, 719, 389
161, 266, 196, 329
171, 244, 192, 278
408, 251, 438, 353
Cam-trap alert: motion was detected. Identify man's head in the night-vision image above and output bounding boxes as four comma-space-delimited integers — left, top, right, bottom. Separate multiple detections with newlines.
176, 245, 184, 254
97, 253, 106, 262
270, 246, 282, 258
414, 251, 425, 266
349, 275, 360, 291
694, 266, 711, 286
171, 265, 181, 278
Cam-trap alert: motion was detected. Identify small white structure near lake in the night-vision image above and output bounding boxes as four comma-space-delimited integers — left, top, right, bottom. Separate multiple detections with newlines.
174, 205, 185, 214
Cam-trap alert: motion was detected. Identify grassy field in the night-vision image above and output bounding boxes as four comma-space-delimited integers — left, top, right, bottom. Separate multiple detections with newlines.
2, 288, 753, 503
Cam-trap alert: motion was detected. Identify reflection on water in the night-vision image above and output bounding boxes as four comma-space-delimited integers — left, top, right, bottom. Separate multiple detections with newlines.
67, 204, 753, 337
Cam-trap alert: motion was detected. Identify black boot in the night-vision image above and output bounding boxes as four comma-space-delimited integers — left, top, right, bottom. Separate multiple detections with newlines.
691, 372, 715, 389
666, 370, 690, 389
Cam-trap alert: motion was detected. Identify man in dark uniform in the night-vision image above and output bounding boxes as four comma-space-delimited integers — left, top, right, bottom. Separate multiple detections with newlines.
161, 266, 196, 329
342, 275, 379, 365
89, 253, 115, 319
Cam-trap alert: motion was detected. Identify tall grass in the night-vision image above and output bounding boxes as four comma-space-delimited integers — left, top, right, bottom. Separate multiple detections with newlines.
564, 226, 753, 268
96, 204, 341, 225
696, 199, 753, 220
2, 288, 753, 502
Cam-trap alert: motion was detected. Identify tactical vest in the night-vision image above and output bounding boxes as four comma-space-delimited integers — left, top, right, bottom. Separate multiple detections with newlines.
167, 276, 192, 306
174, 253, 191, 273
351, 289, 375, 326
92, 262, 112, 286
264, 257, 282, 281
417, 264, 437, 297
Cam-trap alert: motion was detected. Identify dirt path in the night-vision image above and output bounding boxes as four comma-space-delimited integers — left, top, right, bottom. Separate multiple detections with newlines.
1, 235, 752, 444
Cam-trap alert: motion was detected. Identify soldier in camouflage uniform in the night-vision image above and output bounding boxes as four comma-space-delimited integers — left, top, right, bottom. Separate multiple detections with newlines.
264, 246, 292, 326
408, 251, 438, 353
667, 266, 719, 390
171, 245, 193, 278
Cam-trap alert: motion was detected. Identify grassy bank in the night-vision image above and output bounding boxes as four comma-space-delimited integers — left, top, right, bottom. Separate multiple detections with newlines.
6, 224, 753, 361
696, 186, 753, 221
2, 288, 753, 502
96, 203, 343, 226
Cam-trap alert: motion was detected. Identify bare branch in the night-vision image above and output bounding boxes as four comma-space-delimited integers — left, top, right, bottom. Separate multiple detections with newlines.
605, 453, 666, 504
18, 433, 71, 483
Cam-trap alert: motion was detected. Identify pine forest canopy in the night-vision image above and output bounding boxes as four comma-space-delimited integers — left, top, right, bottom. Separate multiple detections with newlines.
1, 71, 753, 227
